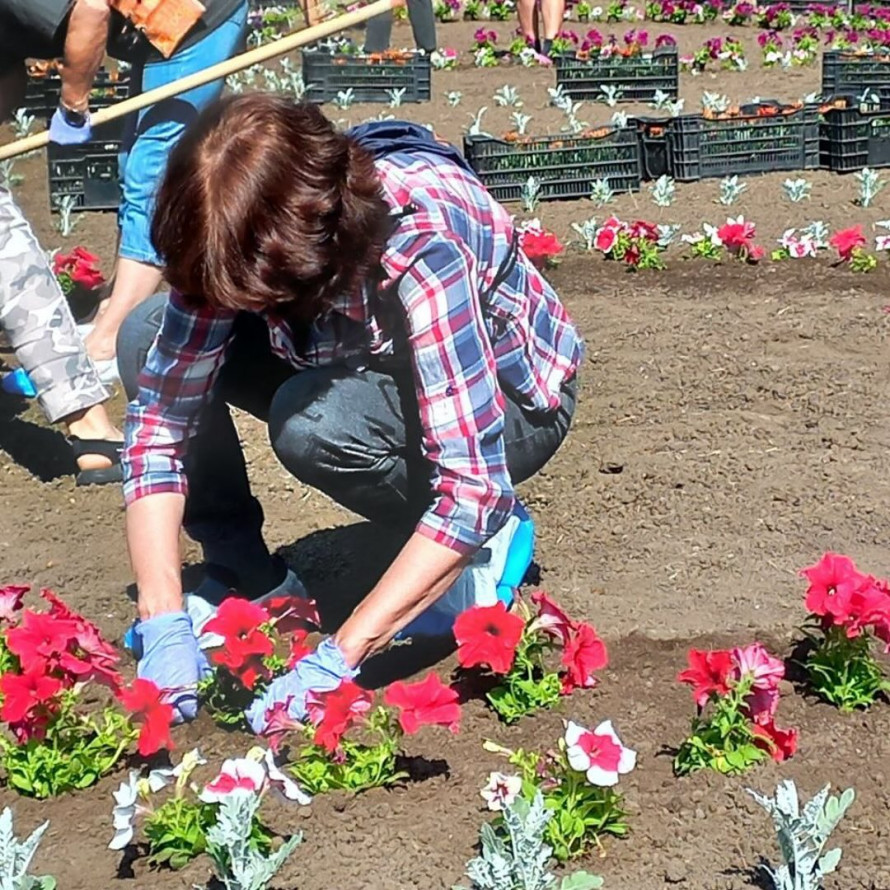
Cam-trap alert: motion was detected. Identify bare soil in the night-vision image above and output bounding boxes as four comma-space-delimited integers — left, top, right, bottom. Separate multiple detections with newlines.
2, 16, 890, 890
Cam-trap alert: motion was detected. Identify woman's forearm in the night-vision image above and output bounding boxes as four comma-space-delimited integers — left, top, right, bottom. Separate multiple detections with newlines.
61, 0, 111, 111
126, 492, 187, 619
334, 532, 472, 667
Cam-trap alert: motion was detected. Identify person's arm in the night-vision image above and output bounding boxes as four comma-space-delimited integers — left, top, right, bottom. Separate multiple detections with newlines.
335, 233, 514, 666
59, 0, 111, 113
122, 292, 236, 617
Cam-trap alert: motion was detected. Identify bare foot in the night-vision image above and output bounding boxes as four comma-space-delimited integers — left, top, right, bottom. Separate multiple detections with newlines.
84, 326, 118, 363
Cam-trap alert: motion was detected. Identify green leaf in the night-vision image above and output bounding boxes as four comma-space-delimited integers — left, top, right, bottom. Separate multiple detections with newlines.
560, 873, 604, 890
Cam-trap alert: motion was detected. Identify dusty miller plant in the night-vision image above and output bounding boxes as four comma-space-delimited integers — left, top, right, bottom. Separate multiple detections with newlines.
494, 85, 522, 107
746, 780, 855, 890
205, 790, 301, 890
0, 808, 56, 890
11, 109, 36, 140
333, 88, 355, 110
548, 85, 572, 113
589, 178, 615, 207
387, 87, 407, 108
520, 176, 542, 212
598, 84, 622, 107
610, 111, 628, 128
657, 223, 682, 247
718, 175, 747, 205
701, 91, 731, 114
855, 167, 884, 208
467, 107, 489, 136
455, 791, 602, 890
447, 90, 463, 107
0, 159, 23, 189
54, 195, 80, 237
571, 217, 598, 251
782, 178, 811, 203
511, 111, 532, 136
649, 174, 676, 207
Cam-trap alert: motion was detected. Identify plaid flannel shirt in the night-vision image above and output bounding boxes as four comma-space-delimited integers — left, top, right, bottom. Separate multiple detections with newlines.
123, 150, 584, 554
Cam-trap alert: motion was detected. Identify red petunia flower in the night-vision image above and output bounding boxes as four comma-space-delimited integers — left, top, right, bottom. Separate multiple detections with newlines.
0, 670, 63, 725
0, 585, 28, 623
560, 622, 608, 693
595, 225, 619, 253
677, 648, 734, 707
287, 630, 313, 670
800, 552, 872, 626
829, 225, 867, 261
521, 229, 565, 269
528, 591, 575, 645
752, 719, 798, 762
258, 697, 304, 753
52, 247, 105, 289
716, 220, 756, 253
6, 610, 80, 678
383, 672, 461, 735
118, 678, 175, 756
262, 594, 320, 634
453, 603, 525, 675
205, 598, 274, 689
306, 681, 373, 752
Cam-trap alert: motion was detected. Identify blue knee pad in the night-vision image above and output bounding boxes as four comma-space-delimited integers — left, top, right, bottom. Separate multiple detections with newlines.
497, 502, 535, 606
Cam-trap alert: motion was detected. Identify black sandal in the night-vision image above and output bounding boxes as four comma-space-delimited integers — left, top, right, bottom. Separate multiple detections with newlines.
68, 437, 124, 487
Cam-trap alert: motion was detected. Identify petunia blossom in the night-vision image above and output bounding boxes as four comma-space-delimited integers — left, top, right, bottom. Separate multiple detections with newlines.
0, 585, 28, 623
560, 622, 608, 693
480, 772, 522, 811
108, 770, 144, 850
383, 672, 461, 735
677, 648, 734, 706
564, 719, 636, 787
751, 719, 798, 762
800, 552, 873, 626
829, 225, 867, 261
528, 591, 575, 645
306, 681, 373, 752
199, 757, 267, 803
453, 603, 525, 675
117, 678, 175, 756
0, 670, 62, 726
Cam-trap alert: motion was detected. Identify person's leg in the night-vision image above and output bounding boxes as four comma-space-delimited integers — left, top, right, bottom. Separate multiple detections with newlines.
117, 295, 294, 595
539, 0, 566, 49
517, 0, 537, 44
0, 186, 121, 478
364, 11, 394, 52
406, 0, 437, 52
268, 365, 577, 527
86, 1, 249, 363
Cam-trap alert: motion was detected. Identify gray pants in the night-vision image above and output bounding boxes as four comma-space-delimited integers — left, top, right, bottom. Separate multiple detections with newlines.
0, 187, 108, 423
119, 294, 576, 585
364, 0, 437, 53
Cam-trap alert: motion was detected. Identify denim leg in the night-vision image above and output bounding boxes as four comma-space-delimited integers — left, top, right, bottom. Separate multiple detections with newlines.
117, 2, 248, 266
117, 295, 293, 585
365, 0, 436, 52
268, 365, 577, 529
363, 11, 393, 52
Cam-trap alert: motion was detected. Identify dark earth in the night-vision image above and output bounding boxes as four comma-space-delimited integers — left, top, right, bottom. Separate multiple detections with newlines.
1, 13, 890, 890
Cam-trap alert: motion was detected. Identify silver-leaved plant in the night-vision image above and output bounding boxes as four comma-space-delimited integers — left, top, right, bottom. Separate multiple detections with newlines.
205, 790, 301, 890
0, 808, 56, 890
571, 217, 598, 251
455, 791, 602, 890
746, 780, 855, 890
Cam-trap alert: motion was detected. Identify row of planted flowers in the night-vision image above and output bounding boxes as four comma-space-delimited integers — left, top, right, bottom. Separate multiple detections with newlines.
0, 550, 887, 881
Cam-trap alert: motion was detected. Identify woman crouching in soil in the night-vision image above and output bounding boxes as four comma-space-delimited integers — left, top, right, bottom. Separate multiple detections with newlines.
118, 95, 583, 731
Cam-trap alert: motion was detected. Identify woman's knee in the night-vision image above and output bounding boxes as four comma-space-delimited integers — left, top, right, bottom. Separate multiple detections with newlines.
116, 293, 168, 399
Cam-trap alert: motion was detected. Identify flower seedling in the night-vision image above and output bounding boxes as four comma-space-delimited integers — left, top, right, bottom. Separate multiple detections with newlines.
598, 84, 623, 107
510, 111, 532, 136
0, 586, 170, 798
747, 780, 855, 890
855, 166, 885, 207
197, 594, 318, 729
782, 178, 811, 203
446, 90, 463, 107
519, 222, 565, 270
485, 718, 635, 861
493, 84, 522, 107
333, 88, 355, 110
594, 216, 668, 269
715, 216, 764, 262
718, 175, 747, 206
571, 217, 599, 251
54, 195, 80, 237
52, 247, 105, 294
772, 228, 818, 260
467, 107, 489, 136
802, 220, 829, 249
548, 85, 572, 113
520, 176, 542, 213
701, 91, 731, 115
11, 108, 36, 140
0, 807, 56, 890
0, 159, 22, 189
798, 553, 890, 710
457, 790, 603, 890
656, 223, 681, 246
454, 594, 607, 723
589, 178, 615, 207
674, 642, 798, 776
829, 226, 877, 272
649, 174, 675, 207
386, 87, 407, 108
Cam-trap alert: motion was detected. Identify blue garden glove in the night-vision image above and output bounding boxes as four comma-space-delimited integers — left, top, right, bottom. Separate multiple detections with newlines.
245, 637, 358, 735
49, 107, 92, 145
134, 612, 211, 725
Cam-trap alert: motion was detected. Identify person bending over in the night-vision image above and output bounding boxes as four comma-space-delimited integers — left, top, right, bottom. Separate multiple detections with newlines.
0, 0, 249, 368
517, 0, 566, 60
118, 96, 583, 728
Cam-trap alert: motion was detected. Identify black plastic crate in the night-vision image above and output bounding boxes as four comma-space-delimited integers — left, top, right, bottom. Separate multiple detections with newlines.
651, 102, 820, 182
463, 128, 641, 202
822, 50, 890, 98
48, 141, 121, 212
822, 96, 890, 171
24, 68, 131, 139
301, 49, 431, 104
554, 47, 678, 103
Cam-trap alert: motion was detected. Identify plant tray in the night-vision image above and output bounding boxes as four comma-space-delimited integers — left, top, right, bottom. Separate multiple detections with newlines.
25, 68, 131, 140
301, 49, 431, 104
554, 47, 678, 103
640, 102, 820, 182
463, 128, 641, 202
821, 97, 890, 172
47, 141, 121, 212
822, 50, 890, 99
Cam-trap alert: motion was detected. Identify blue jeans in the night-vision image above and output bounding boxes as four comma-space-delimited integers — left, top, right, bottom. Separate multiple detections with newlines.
117, 2, 248, 266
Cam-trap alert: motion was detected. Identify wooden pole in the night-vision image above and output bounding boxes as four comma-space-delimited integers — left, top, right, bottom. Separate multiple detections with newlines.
0, 0, 394, 161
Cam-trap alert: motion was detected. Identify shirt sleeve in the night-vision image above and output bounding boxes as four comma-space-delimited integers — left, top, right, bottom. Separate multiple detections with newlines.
122, 291, 236, 505
395, 232, 516, 554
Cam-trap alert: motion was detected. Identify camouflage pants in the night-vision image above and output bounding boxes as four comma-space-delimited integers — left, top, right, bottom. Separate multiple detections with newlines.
0, 187, 108, 423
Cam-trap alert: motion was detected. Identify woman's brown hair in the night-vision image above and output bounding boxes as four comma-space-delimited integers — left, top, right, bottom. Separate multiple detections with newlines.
150, 95, 391, 321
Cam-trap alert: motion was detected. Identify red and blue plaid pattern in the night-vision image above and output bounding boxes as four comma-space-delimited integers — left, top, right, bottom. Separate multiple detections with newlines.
123, 150, 583, 553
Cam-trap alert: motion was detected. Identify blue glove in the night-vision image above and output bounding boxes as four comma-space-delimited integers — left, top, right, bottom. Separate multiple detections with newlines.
135, 612, 211, 725
245, 637, 358, 734
49, 107, 92, 145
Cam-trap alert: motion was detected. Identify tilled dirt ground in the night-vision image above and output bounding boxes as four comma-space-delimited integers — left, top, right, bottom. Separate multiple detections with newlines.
2, 15, 890, 890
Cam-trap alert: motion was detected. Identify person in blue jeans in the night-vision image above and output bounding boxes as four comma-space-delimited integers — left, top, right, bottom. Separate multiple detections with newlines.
0, 0, 248, 371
